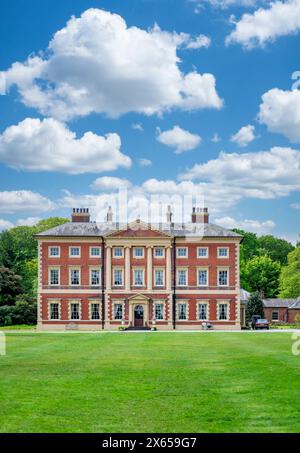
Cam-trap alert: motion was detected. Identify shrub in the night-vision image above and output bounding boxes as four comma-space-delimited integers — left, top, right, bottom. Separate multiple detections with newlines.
0, 296, 37, 326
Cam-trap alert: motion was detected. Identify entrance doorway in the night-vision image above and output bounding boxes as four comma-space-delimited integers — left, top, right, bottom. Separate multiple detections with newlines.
134, 305, 144, 327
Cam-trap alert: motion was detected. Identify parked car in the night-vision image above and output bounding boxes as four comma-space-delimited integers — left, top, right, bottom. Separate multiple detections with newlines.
254, 319, 270, 330
251, 315, 261, 330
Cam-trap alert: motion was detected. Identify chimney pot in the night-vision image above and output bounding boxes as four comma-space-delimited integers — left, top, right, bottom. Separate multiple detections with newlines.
191, 207, 209, 224
71, 208, 90, 223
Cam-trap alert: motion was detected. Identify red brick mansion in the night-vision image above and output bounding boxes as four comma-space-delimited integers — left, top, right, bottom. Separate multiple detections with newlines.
36, 207, 243, 330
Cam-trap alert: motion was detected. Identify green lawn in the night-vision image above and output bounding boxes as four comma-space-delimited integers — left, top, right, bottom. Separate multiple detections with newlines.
1, 332, 300, 433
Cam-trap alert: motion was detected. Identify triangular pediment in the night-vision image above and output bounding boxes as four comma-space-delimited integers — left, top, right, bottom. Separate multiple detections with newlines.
128, 293, 149, 301
106, 219, 171, 238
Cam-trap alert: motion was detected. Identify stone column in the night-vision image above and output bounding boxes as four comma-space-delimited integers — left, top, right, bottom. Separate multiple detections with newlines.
166, 246, 171, 291
147, 246, 152, 291
106, 245, 111, 291
125, 246, 131, 291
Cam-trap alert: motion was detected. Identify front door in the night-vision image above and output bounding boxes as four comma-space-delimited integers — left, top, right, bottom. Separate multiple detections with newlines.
134, 305, 144, 327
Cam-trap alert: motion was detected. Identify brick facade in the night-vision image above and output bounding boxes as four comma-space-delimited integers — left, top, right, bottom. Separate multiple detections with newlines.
36, 211, 242, 331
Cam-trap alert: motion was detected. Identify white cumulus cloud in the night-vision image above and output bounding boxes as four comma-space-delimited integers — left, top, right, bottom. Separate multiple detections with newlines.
258, 88, 300, 142
138, 158, 152, 167
226, 0, 300, 48
0, 190, 55, 214
231, 124, 256, 147
0, 117, 131, 174
185, 34, 211, 49
215, 216, 276, 233
1, 8, 222, 120
157, 125, 202, 153
180, 146, 300, 199
91, 176, 132, 191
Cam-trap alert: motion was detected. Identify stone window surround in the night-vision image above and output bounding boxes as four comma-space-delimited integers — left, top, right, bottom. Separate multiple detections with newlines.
69, 246, 81, 258
112, 267, 124, 287
47, 299, 61, 320
197, 301, 209, 321
217, 247, 229, 259
113, 301, 125, 321
133, 246, 144, 258
197, 267, 209, 287
176, 301, 189, 321
153, 267, 165, 287
48, 266, 60, 286
113, 246, 124, 258
154, 246, 165, 258
68, 300, 82, 320
89, 299, 101, 320
197, 247, 209, 258
217, 300, 230, 321
89, 267, 101, 286
69, 266, 81, 286
217, 267, 230, 287
153, 301, 165, 321
176, 247, 188, 258
89, 246, 101, 258
132, 267, 145, 287
48, 246, 60, 258
177, 267, 188, 287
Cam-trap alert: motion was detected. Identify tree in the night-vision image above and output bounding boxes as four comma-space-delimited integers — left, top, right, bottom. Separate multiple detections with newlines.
257, 235, 294, 265
0, 266, 23, 305
243, 256, 281, 298
246, 292, 264, 322
232, 229, 260, 261
279, 246, 300, 298
0, 217, 68, 295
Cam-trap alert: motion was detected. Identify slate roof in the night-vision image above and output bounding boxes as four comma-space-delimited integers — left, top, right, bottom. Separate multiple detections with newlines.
240, 288, 251, 302
36, 220, 243, 239
263, 299, 296, 308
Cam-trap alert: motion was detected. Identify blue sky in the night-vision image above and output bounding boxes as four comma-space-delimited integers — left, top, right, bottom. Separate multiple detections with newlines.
0, 0, 299, 242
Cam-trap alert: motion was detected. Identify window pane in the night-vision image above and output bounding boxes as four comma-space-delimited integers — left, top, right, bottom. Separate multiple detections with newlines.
219, 248, 228, 257
177, 248, 187, 257
154, 247, 164, 257
71, 269, 80, 285
155, 304, 164, 320
134, 270, 143, 285
218, 270, 228, 286
91, 247, 100, 257
178, 270, 187, 286
198, 304, 207, 320
114, 247, 123, 257
71, 303, 80, 320
91, 303, 100, 320
91, 270, 100, 285
50, 247, 59, 256
178, 304, 187, 320
134, 247, 143, 257
219, 304, 228, 320
198, 270, 207, 286
114, 270, 123, 286
50, 303, 59, 320
70, 247, 80, 256
114, 304, 123, 320
198, 248, 207, 257
272, 311, 279, 320
155, 270, 163, 286
50, 269, 59, 285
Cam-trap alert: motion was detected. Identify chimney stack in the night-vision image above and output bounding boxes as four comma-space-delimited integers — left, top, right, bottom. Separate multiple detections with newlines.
71, 208, 90, 223
191, 207, 209, 224
106, 206, 113, 223
166, 205, 173, 223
